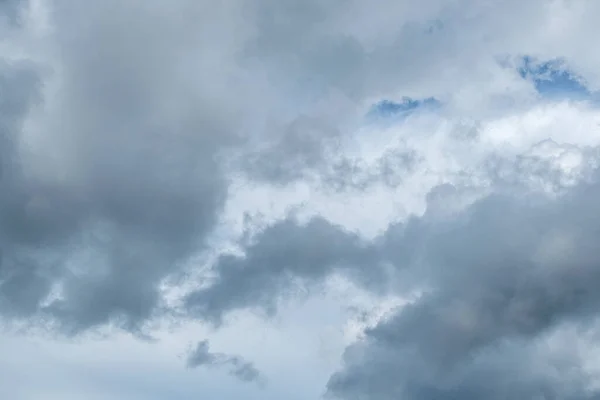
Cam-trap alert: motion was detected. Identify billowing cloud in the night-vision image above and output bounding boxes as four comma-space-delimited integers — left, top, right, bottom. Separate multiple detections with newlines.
4, 0, 600, 399
0, 0, 235, 334
184, 216, 388, 325
327, 171, 600, 399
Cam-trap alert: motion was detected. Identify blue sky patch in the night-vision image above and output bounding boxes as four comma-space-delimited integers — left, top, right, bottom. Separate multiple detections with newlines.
517, 56, 591, 100
368, 97, 441, 120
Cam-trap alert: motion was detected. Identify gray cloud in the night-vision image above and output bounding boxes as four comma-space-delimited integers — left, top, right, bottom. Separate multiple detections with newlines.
0, 0, 428, 335
3, 2, 600, 399
226, 0, 549, 191
328, 337, 596, 400
185, 141, 600, 326
0, 0, 24, 26
185, 216, 387, 325
183, 140, 600, 399
326, 172, 600, 399
0, 1, 243, 334
241, 141, 419, 192
321, 149, 420, 192
0, 60, 50, 321
237, 110, 420, 191
186, 340, 264, 385
239, 115, 343, 186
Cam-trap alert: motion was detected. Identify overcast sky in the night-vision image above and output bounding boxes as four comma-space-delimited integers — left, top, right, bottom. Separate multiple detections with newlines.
3, 0, 600, 399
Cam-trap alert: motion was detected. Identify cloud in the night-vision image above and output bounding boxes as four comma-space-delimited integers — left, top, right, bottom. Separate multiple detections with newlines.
325, 167, 600, 399
185, 132, 600, 323
0, 0, 23, 26
0, 0, 243, 334
186, 340, 265, 385
184, 216, 387, 325
187, 122, 600, 398
6, 1, 600, 399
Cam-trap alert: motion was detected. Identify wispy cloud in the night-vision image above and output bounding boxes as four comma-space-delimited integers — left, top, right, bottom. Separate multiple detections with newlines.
186, 340, 265, 386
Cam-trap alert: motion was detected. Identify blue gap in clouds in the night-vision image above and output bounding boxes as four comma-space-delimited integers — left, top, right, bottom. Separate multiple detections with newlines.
368, 97, 441, 120
517, 56, 591, 100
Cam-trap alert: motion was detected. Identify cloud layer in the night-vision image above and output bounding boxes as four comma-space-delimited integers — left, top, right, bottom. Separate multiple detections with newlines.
3, 0, 600, 399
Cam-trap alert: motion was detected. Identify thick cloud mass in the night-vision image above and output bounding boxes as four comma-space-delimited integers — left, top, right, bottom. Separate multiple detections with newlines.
327, 176, 600, 399
0, 0, 235, 333
4, 0, 600, 399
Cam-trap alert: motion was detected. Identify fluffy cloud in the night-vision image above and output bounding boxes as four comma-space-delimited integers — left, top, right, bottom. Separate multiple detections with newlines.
4, 0, 600, 399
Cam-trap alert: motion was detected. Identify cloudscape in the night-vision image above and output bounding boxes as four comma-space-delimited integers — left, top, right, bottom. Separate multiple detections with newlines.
3, 1, 600, 399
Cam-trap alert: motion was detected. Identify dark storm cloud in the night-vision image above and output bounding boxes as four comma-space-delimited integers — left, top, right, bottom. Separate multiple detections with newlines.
187, 340, 264, 385
0, 1, 244, 334
326, 172, 600, 399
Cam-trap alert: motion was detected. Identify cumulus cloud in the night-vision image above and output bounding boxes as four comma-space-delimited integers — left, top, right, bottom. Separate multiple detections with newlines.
326, 172, 600, 399
188, 109, 600, 397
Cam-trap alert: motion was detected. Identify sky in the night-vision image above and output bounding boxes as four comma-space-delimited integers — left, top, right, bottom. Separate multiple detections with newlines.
3, 0, 600, 399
